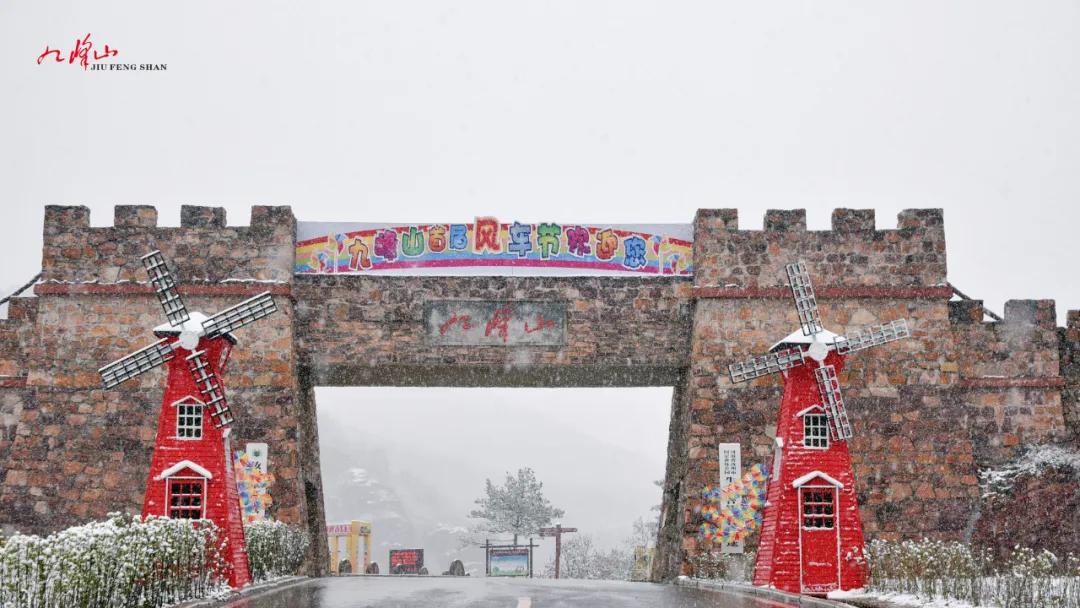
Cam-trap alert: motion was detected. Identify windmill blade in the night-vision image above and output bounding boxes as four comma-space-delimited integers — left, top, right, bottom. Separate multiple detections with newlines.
201, 292, 277, 339
99, 339, 176, 390
141, 251, 190, 327
186, 350, 234, 428
833, 319, 911, 355
728, 347, 806, 383
785, 261, 823, 336
814, 364, 853, 441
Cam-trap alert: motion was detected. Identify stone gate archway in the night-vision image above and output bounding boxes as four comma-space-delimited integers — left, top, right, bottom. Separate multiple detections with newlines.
0, 205, 1074, 580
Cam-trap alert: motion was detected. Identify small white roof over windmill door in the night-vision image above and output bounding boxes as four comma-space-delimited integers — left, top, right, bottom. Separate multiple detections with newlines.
792, 470, 843, 489
154, 459, 214, 480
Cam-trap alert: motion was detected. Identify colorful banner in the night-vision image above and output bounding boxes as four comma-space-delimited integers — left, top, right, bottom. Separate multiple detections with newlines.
233, 449, 274, 524
295, 220, 693, 276
697, 463, 769, 545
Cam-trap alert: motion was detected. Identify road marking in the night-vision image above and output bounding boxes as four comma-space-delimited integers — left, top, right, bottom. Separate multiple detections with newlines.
516, 597, 531, 608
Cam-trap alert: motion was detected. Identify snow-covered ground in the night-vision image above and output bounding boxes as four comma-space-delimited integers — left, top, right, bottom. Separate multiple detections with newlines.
857, 591, 980, 608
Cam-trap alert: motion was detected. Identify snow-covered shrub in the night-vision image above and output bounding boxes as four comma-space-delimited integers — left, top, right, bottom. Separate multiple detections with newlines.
0, 512, 228, 608
540, 535, 632, 580
688, 549, 756, 582
243, 520, 309, 581
867, 538, 1080, 608
688, 549, 728, 580
980, 443, 1080, 497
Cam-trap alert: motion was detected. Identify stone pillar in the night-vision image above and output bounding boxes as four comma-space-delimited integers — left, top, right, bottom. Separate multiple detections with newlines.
296, 363, 329, 576
1062, 311, 1080, 436
655, 207, 955, 580
0, 205, 311, 539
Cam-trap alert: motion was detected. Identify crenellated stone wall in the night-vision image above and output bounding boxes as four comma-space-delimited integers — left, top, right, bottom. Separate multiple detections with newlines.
40, 205, 295, 284
0, 204, 1074, 581
653, 208, 1073, 579
0, 205, 324, 574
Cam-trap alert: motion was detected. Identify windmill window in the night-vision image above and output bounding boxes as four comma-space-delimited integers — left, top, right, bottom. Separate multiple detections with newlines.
803, 413, 829, 449
801, 489, 835, 529
167, 478, 205, 519
176, 403, 204, 439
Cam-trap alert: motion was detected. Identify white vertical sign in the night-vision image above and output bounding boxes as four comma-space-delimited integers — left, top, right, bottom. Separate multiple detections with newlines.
246, 442, 269, 473
718, 442, 743, 554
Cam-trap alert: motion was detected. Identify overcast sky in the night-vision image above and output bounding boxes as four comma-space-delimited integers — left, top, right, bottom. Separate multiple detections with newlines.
1, 1, 1078, 321
2, 0, 1079, 555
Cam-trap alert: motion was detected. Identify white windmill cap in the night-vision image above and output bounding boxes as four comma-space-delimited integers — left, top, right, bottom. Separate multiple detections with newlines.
153, 311, 238, 343
768, 327, 845, 353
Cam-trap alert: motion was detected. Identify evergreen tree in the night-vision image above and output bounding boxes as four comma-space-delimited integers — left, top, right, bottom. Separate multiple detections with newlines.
468, 467, 564, 545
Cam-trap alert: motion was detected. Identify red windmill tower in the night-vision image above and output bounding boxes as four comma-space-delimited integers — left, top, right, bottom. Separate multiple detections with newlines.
98, 251, 278, 588
727, 261, 910, 596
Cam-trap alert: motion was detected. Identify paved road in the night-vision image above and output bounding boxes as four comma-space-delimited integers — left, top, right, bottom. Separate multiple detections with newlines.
223, 577, 798, 608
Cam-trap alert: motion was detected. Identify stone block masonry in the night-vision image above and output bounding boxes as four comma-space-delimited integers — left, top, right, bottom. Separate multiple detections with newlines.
653, 208, 1073, 580
1, 205, 327, 574
0, 204, 1075, 582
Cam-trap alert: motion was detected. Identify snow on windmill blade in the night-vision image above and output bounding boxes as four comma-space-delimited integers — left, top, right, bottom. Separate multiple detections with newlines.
833, 319, 911, 355
185, 350, 234, 428
728, 347, 806, 383
202, 292, 277, 339
98, 338, 176, 390
95, 250, 279, 588
726, 259, 911, 593
141, 250, 190, 327
785, 261, 824, 336
814, 364, 853, 440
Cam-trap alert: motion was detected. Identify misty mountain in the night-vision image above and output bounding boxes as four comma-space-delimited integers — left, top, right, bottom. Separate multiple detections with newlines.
315, 387, 671, 574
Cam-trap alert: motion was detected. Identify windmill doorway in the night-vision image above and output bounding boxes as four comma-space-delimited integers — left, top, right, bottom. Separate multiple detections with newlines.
799, 485, 840, 594
312, 386, 673, 578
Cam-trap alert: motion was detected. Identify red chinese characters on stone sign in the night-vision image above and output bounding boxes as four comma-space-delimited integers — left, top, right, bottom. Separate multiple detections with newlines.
480, 306, 559, 342
484, 306, 513, 342
428, 301, 565, 346
439, 314, 473, 336
523, 314, 557, 334
37, 33, 118, 69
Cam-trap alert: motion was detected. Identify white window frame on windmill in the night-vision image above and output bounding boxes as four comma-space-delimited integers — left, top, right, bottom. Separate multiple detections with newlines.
165, 476, 208, 520
155, 460, 213, 520
173, 396, 205, 440
796, 405, 830, 450
717, 442, 743, 554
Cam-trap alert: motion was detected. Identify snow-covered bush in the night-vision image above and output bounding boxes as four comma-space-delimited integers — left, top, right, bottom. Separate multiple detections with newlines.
541, 535, 632, 580
0, 512, 228, 608
0, 514, 311, 608
244, 520, 309, 581
688, 549, 755, 581
980, 443, 1080, 498
688, 550, 728, 580
867, 538, 1080, 608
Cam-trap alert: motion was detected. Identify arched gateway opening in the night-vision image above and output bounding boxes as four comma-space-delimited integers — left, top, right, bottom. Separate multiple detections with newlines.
1, 205, 1068, 583
315, 386, 672, 577
291, 217, 696, 577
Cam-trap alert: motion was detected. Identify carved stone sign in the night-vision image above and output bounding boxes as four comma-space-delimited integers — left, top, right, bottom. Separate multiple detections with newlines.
425, 300, 567, 346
